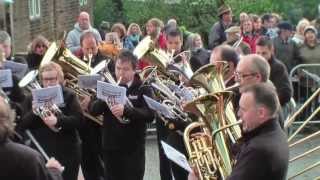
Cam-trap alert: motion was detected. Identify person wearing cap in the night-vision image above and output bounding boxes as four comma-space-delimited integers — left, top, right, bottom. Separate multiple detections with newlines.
208, 4, 233, 49
273, 21, 300, 71
99, 21, 111, 41
298, 25, 320, 65
223, 26, 251, 55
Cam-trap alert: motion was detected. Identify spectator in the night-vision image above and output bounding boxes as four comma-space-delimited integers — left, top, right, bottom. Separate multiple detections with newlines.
127, 23, 143, 48
261, 14, 278, 39
250, 14, 262, 35
26, 35, 50, 70
292, 18, 310, 45
241, 18, 259, 53
99, 21, 111, 41
223, 26, 251, 55
186, 33, 210, 71
208, 4, 233, 49
66, 11, 101, 53
273, 21, 300, 71
111, 23, 134, 50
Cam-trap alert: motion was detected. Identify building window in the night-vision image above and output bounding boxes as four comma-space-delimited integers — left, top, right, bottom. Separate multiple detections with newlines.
79, 0, 87, 6
29, 0, 41, 19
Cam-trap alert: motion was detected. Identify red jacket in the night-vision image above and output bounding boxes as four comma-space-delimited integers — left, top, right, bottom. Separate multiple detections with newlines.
242, 33, 260, 53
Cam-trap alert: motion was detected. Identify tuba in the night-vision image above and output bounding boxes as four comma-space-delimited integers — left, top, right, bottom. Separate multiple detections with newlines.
184, 91, 242, 180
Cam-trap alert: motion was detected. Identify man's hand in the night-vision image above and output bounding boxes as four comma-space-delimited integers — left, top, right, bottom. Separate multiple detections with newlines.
43, 112, 58, 127
110, 104, 124, 120
46, 157, 64, 172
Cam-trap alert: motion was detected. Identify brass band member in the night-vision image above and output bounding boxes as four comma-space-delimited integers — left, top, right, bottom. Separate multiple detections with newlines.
89, 50, 154, 180
78, 31, 107, 180
188, 83, 289, 180
0, 92, 64, 180
18, 62, 83, 180
228, 83, 289, 179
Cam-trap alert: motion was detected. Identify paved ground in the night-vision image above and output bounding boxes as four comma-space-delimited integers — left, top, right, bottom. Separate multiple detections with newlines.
143, 130, 320, 180
78, 128, 320, 180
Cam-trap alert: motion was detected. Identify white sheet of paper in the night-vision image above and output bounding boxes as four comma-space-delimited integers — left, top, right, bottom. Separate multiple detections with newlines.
0, 69, 13, 88
96, 81, 126, 105
143, 95, 174, 119
161, 141, 192, 173
3, 61, 28, 79
78, 74, 102, 89
32, 85, 64, 108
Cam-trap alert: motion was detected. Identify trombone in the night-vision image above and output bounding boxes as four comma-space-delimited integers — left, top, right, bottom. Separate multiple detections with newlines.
285, 87, 320, 179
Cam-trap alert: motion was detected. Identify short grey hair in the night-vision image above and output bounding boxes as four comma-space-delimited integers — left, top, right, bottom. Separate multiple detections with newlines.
248, 54, 270, 82
0, 31, 11, 45
242, 82, 280, 117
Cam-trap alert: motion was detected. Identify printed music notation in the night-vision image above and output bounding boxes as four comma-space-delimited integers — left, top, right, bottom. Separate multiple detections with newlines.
96, 81, 126, 105
32, 85, 64, 108
78, 74, 102, 89
0, 69, 13, 88
3, 61, 28, 79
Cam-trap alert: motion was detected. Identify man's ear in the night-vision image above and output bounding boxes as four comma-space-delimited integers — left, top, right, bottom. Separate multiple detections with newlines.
257, 106, 267, 119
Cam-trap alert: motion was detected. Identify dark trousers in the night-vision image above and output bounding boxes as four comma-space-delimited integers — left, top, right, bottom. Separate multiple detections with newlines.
58, 146, 81, 180
79, 120, 104, 180
103, 146, 145, 180
156, 119, 173, 180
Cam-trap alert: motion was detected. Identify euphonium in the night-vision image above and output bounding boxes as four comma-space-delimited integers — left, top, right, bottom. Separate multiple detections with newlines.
184, 91, 241, 180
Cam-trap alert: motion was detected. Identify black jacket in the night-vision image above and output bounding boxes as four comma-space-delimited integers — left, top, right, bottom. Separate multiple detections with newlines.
89, 74, 154, 150
228, 119, 289, 180
26, 53, 43, 70
269, 56, 293, 106
17, 86, 83, 155
0, 140, 62, 180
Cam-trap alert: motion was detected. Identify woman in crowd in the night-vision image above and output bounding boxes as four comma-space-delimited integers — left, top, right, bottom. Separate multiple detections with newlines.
26, 35, 50, 70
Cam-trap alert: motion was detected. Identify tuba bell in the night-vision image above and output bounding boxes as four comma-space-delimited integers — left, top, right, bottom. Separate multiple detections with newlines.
183, 91, 241, 180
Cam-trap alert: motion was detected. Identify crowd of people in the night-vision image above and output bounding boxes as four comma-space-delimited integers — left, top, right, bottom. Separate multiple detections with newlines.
0, 4, 319, 180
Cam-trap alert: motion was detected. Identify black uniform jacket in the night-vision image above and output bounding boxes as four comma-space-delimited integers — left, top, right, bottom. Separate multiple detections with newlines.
17, 86, 83, 155
269, 56, 292, 106
0, 140, 62, 180
227, 118, 289, 180
89, 74, 154, 150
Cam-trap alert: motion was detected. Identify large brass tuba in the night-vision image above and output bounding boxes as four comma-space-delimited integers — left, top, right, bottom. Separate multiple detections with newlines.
182, 62, 242, 180
184, 91, 241, 180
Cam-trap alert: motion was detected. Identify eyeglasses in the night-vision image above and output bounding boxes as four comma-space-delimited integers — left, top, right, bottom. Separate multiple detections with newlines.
234, 72, 257, 81
36, 44, 47, 48
42, 77, 58, 82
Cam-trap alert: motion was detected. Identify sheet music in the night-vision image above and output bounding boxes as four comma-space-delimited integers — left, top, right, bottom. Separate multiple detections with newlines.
32, 85, 64, 108
143, 95, 174, 119
78, 74, 102, 89
3, 61, 28, 79
161, 141, 192, 173
0, 69, 13, 88
97, 81, 126, 105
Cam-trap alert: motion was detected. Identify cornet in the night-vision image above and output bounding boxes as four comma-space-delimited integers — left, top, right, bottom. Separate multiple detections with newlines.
19, 70, 62, 130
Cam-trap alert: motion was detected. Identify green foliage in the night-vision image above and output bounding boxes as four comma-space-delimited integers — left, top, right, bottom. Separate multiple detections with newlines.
94, 0, 320, 40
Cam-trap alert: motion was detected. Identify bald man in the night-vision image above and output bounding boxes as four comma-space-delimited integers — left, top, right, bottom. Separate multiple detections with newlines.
66, 11, 102, 53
